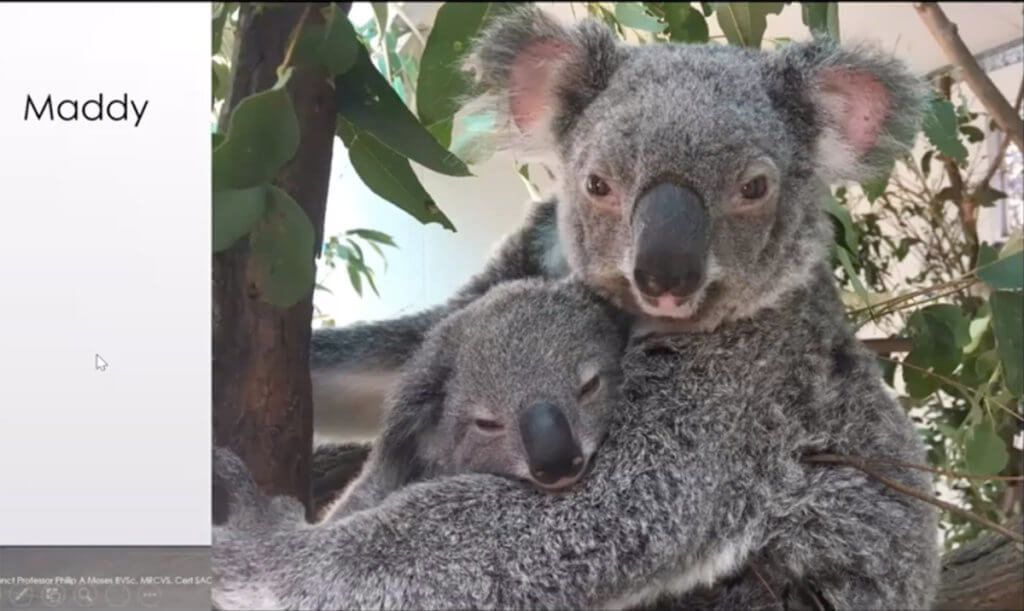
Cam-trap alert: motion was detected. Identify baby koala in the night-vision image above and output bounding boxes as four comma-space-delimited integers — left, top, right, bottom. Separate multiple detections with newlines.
324, 276, 631, 521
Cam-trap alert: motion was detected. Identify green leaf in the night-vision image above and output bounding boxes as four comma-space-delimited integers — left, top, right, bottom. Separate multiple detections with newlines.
903, 304, 971, 397
338, 118, 455, 230
922, 97, 968, 163
712, 2, 785, 48
976, 250, 1023, 290
213, 69, 299, 191
365, 270, 380, 297
347, 264, 363, 297
336, 48, 471, 177
920, 150, 933, 177
346, 228, 396, 246
662, 3, 710, 42
903, 350, 940, 399
615, 2, 666, 32
800, 2, 839, 40
959, 124, 985, 143
990, 291, 1023, 397
825, 192, 859, 253
973, 349, 1000, 380
973, 185, 1008, 208
292, 4, 360, 76
860, 160, 893, 202
835, 248, 869, 308
212, 186, 268, 252
416, 3, 519, 149
248, 186, 316, 308
964, 422, 1009, 475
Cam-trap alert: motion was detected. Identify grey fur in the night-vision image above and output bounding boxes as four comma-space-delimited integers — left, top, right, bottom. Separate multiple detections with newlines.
324, 277, 629, 521
311, 198, 565, 440
215, 7, 939, 610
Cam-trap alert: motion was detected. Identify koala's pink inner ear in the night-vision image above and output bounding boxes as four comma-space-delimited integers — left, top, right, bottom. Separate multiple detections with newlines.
508, 38, 574, 131
819, 68, 892, 154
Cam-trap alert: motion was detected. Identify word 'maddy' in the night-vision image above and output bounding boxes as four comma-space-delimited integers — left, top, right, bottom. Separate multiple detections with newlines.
24, 94, 149, 127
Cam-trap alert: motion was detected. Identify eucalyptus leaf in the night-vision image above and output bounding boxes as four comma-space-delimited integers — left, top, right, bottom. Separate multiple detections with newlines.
213, 69, 299, 191
973, 185, 1008, 208
292, 4, 360, 76
615, 2, 666, 32
800, 2, 839, 40
213, 186, 268, 252
903, 349, 940, 399
976, 250, 1023, 290
248, 185, 316, 308
338, 118, 455, 230
959, 124, 984, 143
964, 422, 1009, 475
346, 228, 396, 246
336, 48, 471, 177
712, 2, 785, 48
922, 97, 967, 162
825, 192, 860, 253
861, 160, 893, 203
662, 3, 709, 42
347, 264, 363, 297
416, 3, 520, 149
990, 290, 1023, 397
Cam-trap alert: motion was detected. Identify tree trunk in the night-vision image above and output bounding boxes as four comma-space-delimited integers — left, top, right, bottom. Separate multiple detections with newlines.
935, 521, 1024, 610
212, 2, 341, 523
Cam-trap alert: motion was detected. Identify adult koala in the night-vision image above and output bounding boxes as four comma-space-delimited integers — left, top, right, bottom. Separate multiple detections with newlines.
214, 6, 940, 610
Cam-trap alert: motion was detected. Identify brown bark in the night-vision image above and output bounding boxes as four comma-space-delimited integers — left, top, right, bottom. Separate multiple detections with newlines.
935, 521, 1024, 610
213, 2, 341, 522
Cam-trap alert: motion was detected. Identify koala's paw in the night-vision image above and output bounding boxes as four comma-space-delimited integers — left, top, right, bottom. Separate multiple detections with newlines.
213, 447, 306, 528
211, 447, 301, 611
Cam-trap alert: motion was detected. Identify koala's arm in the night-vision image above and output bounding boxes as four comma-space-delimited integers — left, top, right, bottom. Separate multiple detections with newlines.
759, 350, 940, 610
212, 415, 777, 611
311, 199, 563, 440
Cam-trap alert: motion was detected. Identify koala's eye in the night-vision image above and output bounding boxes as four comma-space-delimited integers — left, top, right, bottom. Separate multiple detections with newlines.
473, 418, 504, 433
740, 175, 768, 199
585, 174, 611, 197
578, 374, 602, 400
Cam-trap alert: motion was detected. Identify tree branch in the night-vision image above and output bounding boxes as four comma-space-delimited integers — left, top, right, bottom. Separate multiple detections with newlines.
861, 337, 913, 353
804, 453, 1024, 544
976, 77, 1024, 190
914, 3, 1024, 151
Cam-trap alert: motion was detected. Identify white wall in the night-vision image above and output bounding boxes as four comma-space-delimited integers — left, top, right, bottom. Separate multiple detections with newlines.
314, 2, 1022, 327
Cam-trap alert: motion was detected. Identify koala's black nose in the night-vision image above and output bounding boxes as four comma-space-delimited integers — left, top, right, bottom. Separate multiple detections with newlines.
519, 402, 584, 484
632, 183, 708, 300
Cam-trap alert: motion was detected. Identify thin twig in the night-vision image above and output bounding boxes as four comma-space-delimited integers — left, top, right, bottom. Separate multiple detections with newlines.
278, 3, 313, 78
878, 355, 1024, 423
748, 561, 782, 609
804, 454, 1024, 543
813, 453, 1024, 482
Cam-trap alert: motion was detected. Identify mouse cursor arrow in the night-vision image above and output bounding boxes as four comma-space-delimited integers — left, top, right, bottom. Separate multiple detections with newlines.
95, 354, 109, 372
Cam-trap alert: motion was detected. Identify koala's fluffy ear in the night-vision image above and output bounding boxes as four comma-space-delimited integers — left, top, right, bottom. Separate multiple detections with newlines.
767, 38, 928, 183
461, 5, 621, 158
